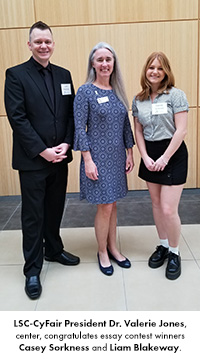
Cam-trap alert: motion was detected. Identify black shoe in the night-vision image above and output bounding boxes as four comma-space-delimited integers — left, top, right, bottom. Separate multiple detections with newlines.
148, 245, 169, 268
97, 253, 114, 276
107, 248, 131, 268
25, 276, 42, 300
45, 250, 80, 265
166, 252, 181, 280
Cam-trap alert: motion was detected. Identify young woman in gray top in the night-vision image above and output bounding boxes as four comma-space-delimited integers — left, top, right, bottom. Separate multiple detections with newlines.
132, 52, 189, 280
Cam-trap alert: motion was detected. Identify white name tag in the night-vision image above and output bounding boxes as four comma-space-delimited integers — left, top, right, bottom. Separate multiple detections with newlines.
152, 102, 168, 115
97, 96, 109, 104
61, 83, 71, 95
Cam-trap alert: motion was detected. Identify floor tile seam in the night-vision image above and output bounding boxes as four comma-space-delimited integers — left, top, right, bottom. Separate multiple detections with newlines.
62, 198, 70, 216
0, 263, 22, 267
184, 257, 200, 270
1, 202, 21, 231
121, 269, 129, 311
42, 259, 159, 264
117, 228, 135, 311
180, 198, 200, 202
34, 264, 50, 311
1, 223, 199, 232
44, 260, 101, 266
180, 258, 200, 261
195, 260, 200, 270
2, 223, 200, 231
181, 233, 200, 261
0, 258, 199, 268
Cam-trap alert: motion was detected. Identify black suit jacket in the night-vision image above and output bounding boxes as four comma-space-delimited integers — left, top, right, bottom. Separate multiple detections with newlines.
4, 57, 75, 171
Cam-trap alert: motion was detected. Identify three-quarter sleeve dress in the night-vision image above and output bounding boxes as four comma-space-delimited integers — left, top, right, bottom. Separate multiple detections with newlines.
74, 83, 134, 204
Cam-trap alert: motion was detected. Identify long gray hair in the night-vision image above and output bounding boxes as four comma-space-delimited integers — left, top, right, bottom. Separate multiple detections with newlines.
86, 42, 129, 111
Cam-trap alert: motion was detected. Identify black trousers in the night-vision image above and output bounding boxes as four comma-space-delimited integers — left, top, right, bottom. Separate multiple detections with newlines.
19, 162, 68, 278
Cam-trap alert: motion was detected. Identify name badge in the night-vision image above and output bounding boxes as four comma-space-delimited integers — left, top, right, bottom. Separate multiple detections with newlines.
61, 84, 71, 95
97, 96, 109, 104
152, 102, 168, 115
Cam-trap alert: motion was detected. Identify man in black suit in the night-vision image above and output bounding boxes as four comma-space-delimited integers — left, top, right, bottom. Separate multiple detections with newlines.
4, 21, 80, 300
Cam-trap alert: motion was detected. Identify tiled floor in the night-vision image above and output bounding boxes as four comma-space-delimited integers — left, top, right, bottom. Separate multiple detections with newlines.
0, 189, 200, 311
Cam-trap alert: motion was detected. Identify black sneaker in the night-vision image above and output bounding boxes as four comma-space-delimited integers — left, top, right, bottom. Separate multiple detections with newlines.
166, 252, 181, 280
148, 245, 169, 268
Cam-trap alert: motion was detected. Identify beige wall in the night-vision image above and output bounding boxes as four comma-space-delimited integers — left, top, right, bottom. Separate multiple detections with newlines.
0, 0, 199, 195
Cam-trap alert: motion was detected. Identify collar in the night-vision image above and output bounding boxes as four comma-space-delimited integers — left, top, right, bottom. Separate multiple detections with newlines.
30, 57, 52, 72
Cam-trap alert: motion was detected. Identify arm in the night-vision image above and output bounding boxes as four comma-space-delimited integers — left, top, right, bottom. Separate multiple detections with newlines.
125, 148, 134, 173
62, 71, 75, 146
154, 111, 188, 171
40, 144, 68, 163
5, 69, 69, 164
73, 86, 98, 180
133, 116, 155, 171
81, 151, 99, 180
4, 68, 47, 159
123, 112, 135, 173
49, 71, 75, 163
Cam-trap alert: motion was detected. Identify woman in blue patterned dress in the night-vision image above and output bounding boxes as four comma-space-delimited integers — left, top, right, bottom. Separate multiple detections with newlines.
74, 42, 135, 275
132, 52, 189, 280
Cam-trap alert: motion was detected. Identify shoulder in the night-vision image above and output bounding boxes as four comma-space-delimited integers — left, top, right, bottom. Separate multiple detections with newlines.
78, 83, 92, 91
51, 63, 72, 79
167, 87, 189, 111
132, 95, 148, 108
132, 96, 141, 115
5, 60, 33, 86
6, 59, 31, 75
132, 95, 138, 105
76, 83, 94, 95
168, 87, 187, 99
51, 63, 70, 74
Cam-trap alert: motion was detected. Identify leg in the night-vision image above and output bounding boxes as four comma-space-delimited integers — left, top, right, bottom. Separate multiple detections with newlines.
159, 184, 184, 248
19, 169, 46, 299
43, 163, 80, 265
107, 202, 127, 261
147, 181, 184, 247
95, 202, 115, 267
19, 170, 46, 278
160, 184, 184, 280
43, 163, 68, 257
147, 182, 167, 240
147, 181, 183, 279
147, 182, 169, 268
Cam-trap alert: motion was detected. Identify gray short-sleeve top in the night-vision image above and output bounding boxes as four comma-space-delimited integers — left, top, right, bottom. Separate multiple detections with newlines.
132, 87, 189, 141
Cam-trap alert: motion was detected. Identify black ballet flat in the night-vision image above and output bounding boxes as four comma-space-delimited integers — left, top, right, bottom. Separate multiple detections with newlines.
97, 253, 114, 276
107, 248, 131, 268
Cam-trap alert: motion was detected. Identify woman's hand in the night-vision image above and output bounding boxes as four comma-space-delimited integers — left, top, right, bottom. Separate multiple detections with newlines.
153, 155, 168, 171
143, 155, 155, 171
85, 159, 99, 180
125, 148, 134, 173
82, 151, 99, 180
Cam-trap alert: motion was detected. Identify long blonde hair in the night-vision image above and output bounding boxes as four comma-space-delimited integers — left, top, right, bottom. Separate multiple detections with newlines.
136, 52, 175, 101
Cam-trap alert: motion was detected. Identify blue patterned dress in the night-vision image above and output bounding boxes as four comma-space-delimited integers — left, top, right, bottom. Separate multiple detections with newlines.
73, 83, 134, 204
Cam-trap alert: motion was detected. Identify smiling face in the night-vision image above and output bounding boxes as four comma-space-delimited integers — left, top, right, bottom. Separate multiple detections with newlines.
146, 58, 166, 89
92, 48, 114, 82
28, 28, 55, 67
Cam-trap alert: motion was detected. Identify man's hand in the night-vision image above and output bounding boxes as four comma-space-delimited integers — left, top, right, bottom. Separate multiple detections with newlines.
40, 143, 69, 163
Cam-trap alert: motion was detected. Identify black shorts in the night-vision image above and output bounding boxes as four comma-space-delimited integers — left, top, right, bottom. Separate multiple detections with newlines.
139, 139, 188, 185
